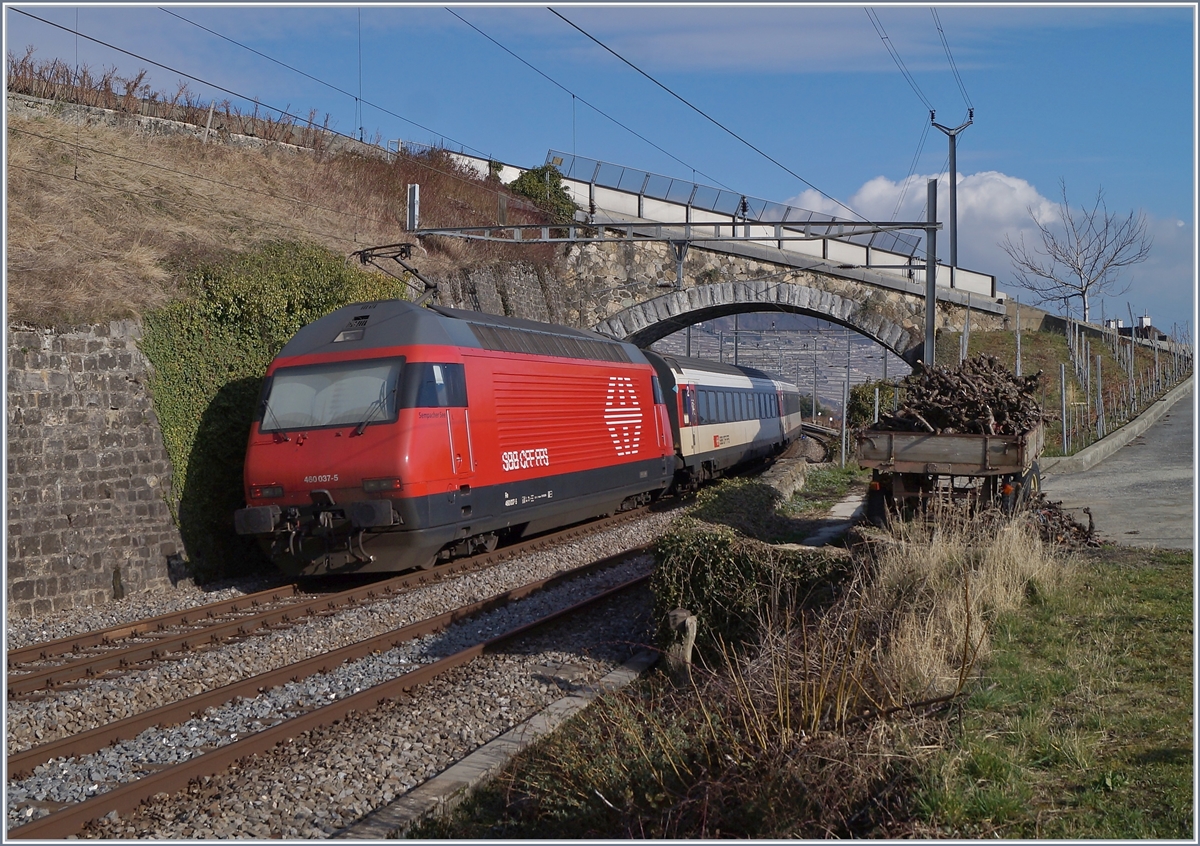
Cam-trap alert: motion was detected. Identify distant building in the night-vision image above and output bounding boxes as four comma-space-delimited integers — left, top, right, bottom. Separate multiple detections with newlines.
1107, 315, 1168, 341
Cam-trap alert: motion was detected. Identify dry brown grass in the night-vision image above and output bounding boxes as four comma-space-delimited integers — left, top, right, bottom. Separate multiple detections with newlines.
6, 98, 556, 325
859, 504, 1069, 706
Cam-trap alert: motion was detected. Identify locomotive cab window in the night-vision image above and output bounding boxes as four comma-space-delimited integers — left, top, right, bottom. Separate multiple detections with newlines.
258, 357, 404, 432
400, 363, 468, 408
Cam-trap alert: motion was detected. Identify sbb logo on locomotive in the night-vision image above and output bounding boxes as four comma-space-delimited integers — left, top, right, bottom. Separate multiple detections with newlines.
501, 448, 550, 472
604, 375, 643, 456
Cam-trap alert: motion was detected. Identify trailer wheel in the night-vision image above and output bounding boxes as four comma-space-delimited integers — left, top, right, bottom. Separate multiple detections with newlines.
1019, 461, 1042, 504
1003, 461, 1042, 513
866, 487, 888, 528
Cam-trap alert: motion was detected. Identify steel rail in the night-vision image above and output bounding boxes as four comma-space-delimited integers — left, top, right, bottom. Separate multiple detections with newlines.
7, 507, 654, 698
6, 544, 651, 778
6, 583, 305, 667
7, 571, 652, 839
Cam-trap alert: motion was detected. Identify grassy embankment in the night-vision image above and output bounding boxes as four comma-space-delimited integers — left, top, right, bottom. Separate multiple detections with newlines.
411, 478, 1192, 839
6, 91, 551, 327
938, 326, 1180, 457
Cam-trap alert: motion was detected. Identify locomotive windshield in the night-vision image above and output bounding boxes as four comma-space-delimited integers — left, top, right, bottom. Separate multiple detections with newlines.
258, 357, 404, 432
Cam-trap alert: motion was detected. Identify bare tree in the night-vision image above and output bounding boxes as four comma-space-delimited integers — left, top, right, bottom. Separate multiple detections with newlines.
1000, 180, 1152, 323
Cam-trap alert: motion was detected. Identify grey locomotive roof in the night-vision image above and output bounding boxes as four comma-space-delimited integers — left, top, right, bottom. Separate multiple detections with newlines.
275, 299, 645, 364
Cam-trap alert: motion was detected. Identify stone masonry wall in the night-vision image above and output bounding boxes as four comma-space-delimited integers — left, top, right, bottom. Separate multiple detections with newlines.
7, 320, 185, 620
438, 242, 1006, 340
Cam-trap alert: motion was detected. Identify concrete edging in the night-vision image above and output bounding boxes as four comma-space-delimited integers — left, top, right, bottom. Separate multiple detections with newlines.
335, 649, 660, 839
1040, 375, 1193, 476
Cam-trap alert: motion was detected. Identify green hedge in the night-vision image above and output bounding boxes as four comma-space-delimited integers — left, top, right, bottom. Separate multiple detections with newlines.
140, 241, 411, 581
652, 516, 851, 656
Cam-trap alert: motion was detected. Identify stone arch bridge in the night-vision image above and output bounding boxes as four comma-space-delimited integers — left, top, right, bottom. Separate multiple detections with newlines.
573, 238, 1007, 364
420, 148, 1009, 362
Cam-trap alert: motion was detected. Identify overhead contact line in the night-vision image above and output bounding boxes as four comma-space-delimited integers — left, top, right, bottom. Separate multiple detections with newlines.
448, 8, 734, 192
12, 7, 536, 213
547, 7, 865, 223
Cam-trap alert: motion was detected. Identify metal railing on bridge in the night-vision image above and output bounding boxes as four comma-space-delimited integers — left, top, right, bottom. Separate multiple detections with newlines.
547, 151, 995, 298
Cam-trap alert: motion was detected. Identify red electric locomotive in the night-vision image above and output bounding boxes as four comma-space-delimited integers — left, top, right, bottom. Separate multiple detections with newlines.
234, 300, 675, 575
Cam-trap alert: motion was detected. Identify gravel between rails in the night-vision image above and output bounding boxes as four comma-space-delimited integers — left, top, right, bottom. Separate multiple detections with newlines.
4, 574, 294, 651
10, 566, 655, 837
6, 511, 675, 753
6, 511, 676, 833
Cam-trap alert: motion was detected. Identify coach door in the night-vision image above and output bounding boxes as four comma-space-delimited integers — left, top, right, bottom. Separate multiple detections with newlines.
682, 385, 698, 451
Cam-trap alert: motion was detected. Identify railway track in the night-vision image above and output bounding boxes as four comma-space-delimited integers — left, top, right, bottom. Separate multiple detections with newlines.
6, 512, 670, 838
6, 506, 658, 701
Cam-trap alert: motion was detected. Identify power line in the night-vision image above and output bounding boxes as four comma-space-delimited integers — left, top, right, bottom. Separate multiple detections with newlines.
865, 8, 934, 112
14, 8, 544, 214
931, 8, 973, 111
18, 7, 491, 164
157, 7, 482, 156
447, 8, 734, 191
547, 7, 865, 222
891, 116, 932, 221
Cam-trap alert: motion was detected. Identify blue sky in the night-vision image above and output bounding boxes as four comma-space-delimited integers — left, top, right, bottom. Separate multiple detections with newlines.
5, 3, 1196, 332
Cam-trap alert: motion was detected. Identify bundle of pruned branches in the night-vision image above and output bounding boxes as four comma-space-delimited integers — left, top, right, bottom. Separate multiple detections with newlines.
1029, 495, 1101, 548
873, 354, 1043, 435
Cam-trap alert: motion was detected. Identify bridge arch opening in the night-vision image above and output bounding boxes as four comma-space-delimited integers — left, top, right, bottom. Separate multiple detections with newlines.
591, 283, 927, 364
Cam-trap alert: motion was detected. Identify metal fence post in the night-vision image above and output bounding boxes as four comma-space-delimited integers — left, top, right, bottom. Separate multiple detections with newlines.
1060, 363, 1069, 454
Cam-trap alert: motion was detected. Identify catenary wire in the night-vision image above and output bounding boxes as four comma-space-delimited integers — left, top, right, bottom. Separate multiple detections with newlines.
864, 7, 934, 112
158, 7, 486, 158
547, 7, 866, 223
931, 8, 974, 111
447, 8, 734, 192
14, 7, 545, 213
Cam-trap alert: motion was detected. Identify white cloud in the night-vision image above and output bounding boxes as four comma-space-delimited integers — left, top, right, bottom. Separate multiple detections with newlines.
787, 171, 1194, 325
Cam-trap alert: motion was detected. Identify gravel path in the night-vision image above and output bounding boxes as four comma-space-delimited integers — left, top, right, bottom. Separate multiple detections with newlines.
6, 512, 675, 835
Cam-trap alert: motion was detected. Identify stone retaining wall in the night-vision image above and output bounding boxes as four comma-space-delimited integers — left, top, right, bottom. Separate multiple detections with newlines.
7, 320, 185, 619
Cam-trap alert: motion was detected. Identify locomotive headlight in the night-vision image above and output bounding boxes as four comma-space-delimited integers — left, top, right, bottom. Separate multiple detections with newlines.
363, 477, 403, 493
250, 484, 284, 499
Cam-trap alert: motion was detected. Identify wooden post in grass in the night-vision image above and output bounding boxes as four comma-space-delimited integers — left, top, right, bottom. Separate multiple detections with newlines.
666, 609, 697, 685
